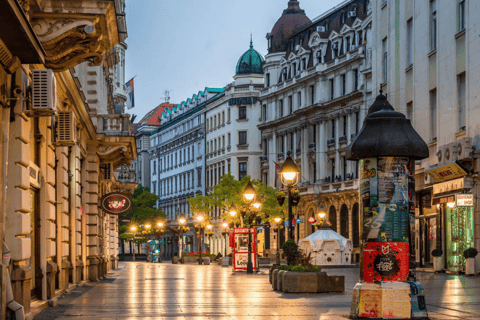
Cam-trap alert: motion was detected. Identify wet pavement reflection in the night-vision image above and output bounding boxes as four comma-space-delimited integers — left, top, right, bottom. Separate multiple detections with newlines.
34, 262, 480, 319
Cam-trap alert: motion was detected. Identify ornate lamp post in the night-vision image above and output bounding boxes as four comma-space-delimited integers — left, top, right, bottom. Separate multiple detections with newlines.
274, 217, 282, 265
279, 156, 300, 240
222, 222, 229, 257
178, 216, 186, 262
196, 214, 205, 265
130, 226, 137, 262
156, 221, 165, 262
347, 91, 429, 319
242, 181, 257, 274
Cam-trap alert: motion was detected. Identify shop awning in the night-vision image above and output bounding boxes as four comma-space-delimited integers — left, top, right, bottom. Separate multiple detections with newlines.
425, 161, 468, 183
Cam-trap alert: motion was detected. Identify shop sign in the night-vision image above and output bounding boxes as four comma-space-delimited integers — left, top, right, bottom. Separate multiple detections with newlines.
100, 192, 133, 215
228, 97, 258, 106
296, 218, 302, 223
363, 242, 409, 283
433, 178, 465, 194
426, 161, 467, 183
307, 217, 316, 224
456, 194, 473, 207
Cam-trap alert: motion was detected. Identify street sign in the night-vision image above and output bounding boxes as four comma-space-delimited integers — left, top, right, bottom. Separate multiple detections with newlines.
291, 219, 295, 227
160, 240, 165, 245
284, 221, 290, 228
308, 216, 316, 224
296, 218, 302, 224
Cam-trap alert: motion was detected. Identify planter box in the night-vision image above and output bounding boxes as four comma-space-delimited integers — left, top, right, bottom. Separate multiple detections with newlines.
269, 265, 279, 284
466, 258, 475, 275
272, 270, 345, 293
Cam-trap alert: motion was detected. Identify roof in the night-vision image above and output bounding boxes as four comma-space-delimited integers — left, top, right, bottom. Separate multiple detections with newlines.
269, 1, 311, 54
299, 229, 348, 249
236, 38, 265, 75
136, 103, 176, 127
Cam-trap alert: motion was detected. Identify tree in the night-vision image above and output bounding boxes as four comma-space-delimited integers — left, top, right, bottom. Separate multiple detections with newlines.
129, 185, 166, 224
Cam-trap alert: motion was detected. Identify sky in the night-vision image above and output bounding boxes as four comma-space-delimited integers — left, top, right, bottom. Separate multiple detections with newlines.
124, 0, 345, 121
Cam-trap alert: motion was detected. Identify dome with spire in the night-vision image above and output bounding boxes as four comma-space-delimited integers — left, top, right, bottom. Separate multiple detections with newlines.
269, 1, 311, 54
235, 37, 264, 75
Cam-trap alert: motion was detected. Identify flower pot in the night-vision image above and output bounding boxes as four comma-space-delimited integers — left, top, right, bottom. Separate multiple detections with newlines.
276, 196, 285, 206
466, 257, 475, 275
433, 256, 443, 272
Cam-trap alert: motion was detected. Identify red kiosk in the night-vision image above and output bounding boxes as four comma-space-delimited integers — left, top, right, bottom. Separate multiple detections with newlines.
230, 227, 258, 271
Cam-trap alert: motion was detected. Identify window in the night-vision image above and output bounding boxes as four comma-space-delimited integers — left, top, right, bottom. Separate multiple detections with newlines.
355, 112, 359, 133
302, 58, 306, 70
383, 38, 388, 82
192, 145, 194, 158
292, 63, 297, 76
430, 1, 437, 51
406, 102, 413, 120
153, 161, 156, 174
341, 74, 346, 95
279, 99, 284, 118
227, 108, 231, 122
331, 119, 335, 139
266, 73, 270, 87
297, 92, 301, 109
228, 133, 231, 146
458, 73, 466, 130
153, 183, 156, 195
262, 104, 267, 121
459, 0, 465, 32
430, 89, 437, 141
289, 96, 293, 114
312, 125, 317, 144
239, 131, 247, 145
310, 85, 315, 105
197, 170, 201, 187
222, 111, 225, 124
352, 71, 359, 93
330, 78, 335, 99
407, 19, 413, 66
239, 162, 247, 180
343, 116, 347, 136
239, 106, 247, 120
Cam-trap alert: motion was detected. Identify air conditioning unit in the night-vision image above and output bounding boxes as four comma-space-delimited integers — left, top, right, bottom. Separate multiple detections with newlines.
347, 10, 356, 18
32, 69, 56, 115
457, 137, 473, 160
436, 145, 446, 165
57, 111, 76, 146
317, 26, 326, 32
424, 173, 434, 185
443, 143, 458, 163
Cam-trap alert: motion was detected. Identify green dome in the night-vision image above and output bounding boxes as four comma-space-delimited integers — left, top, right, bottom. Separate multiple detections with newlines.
235, 38, 264, 75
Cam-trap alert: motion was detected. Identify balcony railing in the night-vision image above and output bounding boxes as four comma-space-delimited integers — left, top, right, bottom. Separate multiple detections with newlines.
327, 138, 335, 146
339, 136, 347, 143
308, 143, 316, 150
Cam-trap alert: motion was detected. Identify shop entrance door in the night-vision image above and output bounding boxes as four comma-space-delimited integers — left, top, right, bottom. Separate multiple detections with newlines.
446, 204, 474, 271
30, 188, 42, 299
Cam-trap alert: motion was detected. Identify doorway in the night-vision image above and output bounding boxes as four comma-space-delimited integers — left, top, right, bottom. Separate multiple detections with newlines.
30, 188, 42, 299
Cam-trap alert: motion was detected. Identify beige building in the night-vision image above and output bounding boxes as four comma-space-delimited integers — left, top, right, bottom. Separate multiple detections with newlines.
259, 0, 372, 261
371, 0, 480, 272
0, 0, 136, 318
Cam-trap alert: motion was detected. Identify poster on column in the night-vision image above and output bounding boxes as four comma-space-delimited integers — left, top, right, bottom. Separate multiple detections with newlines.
377, 157, 409, 242
363, 242, 409, 282
360, 158, 378, 239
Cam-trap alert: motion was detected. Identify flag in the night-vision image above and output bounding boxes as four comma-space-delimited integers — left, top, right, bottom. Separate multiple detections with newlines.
125, 78, 135, 109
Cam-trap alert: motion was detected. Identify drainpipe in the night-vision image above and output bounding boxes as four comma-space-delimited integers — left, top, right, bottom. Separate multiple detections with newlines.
3, 242, 25, 319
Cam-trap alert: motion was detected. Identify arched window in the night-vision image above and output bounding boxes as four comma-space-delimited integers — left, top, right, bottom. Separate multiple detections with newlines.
329, 205, 337, 232
340, 204, 349, 238
341, 12, 345, 25
352, 203, 360, 246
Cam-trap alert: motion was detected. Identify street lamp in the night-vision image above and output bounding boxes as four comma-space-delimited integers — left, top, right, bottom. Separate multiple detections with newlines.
155, 221, 166, 262
274, 217, 282, 265
196, 214, 205, 265
130, 225, 137, 262
279, 155, 300, 240
222, 222, 229, 257
178, 216, 186, 262
242, 182, 258, 274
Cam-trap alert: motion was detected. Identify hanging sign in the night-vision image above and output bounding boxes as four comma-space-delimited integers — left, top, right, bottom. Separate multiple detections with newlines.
100, 192, 133, 215
308, 217, 316, 224
296, 218, 302, 224
456, 194, 473, 207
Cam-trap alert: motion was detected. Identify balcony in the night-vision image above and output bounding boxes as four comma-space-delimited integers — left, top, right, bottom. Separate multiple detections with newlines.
339, 136, 348, 143
277, 153, 285, 160
296, 148, 301, 154
308, 143, 316, 150
320, 178, 358, 193
260, 155, 268, 161
327, 138, 335, 146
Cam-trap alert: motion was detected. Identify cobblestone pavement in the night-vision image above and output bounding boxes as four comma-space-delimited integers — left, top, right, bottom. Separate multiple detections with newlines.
34, 262, 480, 320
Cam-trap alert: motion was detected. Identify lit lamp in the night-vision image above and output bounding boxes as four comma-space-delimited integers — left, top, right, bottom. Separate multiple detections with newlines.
156, 221, 165, 263
157, 221, 164, 228
243, 181, 256, 203
317, 211, 329, 229
252, 201, 262, 210
130, 226, 137, 261
274, 217, 282, 265
145, 224, 151, 230
178, 216, 187, 262
196, 214, 205, 265
279, 155, 300, 240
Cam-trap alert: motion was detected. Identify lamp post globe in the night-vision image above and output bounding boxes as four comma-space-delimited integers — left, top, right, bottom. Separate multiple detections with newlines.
274, 217, 282, 223
243, 181, 256, 204
279, 155, 300, 240
157, 221, 164, 228
222, 222, 228, 228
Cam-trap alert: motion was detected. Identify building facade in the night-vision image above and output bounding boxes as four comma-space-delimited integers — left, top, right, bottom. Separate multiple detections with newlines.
259, 0, 372, 260
0, 0, 136, 317
204, 40, 265, 255
371, 0, 480, 272
150, 88, 223, 257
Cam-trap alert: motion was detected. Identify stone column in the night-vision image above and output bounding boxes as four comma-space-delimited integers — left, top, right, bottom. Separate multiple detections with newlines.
319, 121, 326, 182
74, 146, 83, 283
85, 146, 100, 281
315, 122, 321, 183
270, 133, 277, 187
301, 126, 308, 185
334, 117, 340, 179
346, 112, 353, 175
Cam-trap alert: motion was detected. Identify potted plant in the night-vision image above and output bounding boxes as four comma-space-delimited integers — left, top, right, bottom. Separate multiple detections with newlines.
464, 248, 478, 275
290, 189, 300, 207
281, 239, 301, 265
431, 248, 443, 272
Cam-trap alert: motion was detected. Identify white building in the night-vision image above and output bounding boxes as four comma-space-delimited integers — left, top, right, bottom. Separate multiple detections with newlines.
204, 39, 265, 255
259, 0, 372, 260
150, 88, 224, 256
370, 0, 480, 272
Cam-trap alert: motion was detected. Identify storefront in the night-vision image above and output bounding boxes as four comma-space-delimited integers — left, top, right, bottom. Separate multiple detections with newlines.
416, 161, 475, 272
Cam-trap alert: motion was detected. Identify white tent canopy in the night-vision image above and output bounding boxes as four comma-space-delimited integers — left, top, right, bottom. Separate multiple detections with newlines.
298, 228, 353, 266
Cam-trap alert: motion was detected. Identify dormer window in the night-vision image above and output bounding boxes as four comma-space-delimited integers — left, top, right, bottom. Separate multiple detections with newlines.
267, 36, 272, 50
302, 58, 307, 70
341, 12, 345, 25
